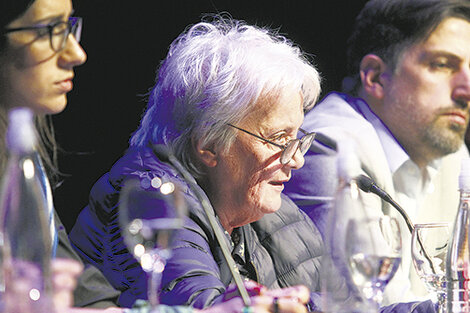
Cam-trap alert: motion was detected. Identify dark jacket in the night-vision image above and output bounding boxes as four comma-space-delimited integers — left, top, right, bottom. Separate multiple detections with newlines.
55, 211, 121, 308
69, 146, 332, 309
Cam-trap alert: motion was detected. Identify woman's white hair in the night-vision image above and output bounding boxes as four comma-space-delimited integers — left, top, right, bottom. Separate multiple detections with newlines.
130, 16, 321, 179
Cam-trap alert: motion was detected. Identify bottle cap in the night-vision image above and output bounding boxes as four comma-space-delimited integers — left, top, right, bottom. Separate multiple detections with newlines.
6, 107, 36, 153
459, 158, 470, 190
336, 140, 361, 181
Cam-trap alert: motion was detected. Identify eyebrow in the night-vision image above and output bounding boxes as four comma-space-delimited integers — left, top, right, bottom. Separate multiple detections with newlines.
420, 50, 462, 63
33, 9, 75, 25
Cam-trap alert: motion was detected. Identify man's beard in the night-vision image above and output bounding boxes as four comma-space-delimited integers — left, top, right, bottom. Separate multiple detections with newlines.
421, 118, 466, 157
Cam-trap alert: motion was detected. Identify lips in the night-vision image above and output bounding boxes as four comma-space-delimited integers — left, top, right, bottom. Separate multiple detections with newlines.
269, 180, 289, 190
442, 111, 468, 125
55, 77, 74, 93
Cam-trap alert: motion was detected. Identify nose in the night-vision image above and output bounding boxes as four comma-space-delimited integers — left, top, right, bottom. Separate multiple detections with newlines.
286, 148, 305, 170
58, 35, 87, 69
452, 67, 470, 108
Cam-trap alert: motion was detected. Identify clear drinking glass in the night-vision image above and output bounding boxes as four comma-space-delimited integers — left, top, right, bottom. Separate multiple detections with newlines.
119, 178, 187, 312
411, 223, 450, 313
345, 216, 402, 313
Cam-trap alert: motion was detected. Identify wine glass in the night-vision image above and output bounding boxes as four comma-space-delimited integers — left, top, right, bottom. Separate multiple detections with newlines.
411, 223, 450, 313
119, 178, 187, 312
345, 216, 402, 312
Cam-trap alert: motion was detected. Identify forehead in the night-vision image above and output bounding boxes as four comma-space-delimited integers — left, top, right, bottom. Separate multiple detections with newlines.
9, 0, 72, 27
424, 17, 470, 52
244, 90, 304, 130
400, 17, 470, 63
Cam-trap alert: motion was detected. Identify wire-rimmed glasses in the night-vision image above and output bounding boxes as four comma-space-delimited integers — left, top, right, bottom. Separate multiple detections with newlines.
227, 123, 316, 165
2, 17, 82, 52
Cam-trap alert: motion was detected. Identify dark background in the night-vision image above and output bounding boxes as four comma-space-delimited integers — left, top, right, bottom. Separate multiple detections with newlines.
53, 1, 369, 231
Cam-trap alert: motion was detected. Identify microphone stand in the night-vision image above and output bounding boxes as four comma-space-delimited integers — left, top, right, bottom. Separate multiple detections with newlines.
151, 144, 252, 308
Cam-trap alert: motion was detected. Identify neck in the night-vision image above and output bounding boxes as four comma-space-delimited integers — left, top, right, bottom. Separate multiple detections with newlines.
216, 208, 235, 235
407, 147, 440, 171
198, 177, 236, 235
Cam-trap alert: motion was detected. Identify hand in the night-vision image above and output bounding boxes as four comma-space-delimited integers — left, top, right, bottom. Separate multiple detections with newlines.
51, 258, 83, 309
380, 300, 437, 313
208, 284, 312, 313
2, 258, 83, 312
202, 296, 307, 313
64, 308, 124, 313
222, 280, 267, 301
260, 285, 310, 305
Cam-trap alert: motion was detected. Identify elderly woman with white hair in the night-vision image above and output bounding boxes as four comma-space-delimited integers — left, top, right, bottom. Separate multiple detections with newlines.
69, 15, 439, 313
69, 16, 331, 312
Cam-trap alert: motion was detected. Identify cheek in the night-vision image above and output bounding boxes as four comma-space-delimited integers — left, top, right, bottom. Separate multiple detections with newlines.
1, 45, 61, 112
9, 67, 47, 109
10, 61, 64, 114
393, 67, 447, 108
246, 165, 282, 210
243, 154, 277, 188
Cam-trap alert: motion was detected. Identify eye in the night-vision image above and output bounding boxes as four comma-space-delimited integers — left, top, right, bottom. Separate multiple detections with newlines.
51, 22, 68, 36
269, 132, 290, 145
35, 27, 50, 38
429, 58, 458, 72
430, 61, 449, 68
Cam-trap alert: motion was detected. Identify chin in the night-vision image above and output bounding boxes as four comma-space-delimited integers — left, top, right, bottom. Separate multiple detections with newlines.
262, 199, 282, 214
39, 98, 68, 115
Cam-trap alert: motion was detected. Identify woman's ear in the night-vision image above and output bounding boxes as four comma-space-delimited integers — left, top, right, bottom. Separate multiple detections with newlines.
359, 54, 388, 100
194, 139, 217, 168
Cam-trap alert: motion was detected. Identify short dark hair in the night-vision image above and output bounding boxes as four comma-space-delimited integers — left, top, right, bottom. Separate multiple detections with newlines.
343, 0, 470, 94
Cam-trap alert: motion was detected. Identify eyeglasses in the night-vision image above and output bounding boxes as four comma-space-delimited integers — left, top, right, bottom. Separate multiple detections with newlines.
228, 123, 316, 165
2, 17, 82, 52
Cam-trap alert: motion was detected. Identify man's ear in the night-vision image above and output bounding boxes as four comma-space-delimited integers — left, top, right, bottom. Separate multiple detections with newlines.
194, 139, 217, 168
359, 54, 388, 100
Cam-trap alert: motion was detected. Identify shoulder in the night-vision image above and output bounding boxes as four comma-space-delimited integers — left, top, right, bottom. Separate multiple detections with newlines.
303, 92, 379, 150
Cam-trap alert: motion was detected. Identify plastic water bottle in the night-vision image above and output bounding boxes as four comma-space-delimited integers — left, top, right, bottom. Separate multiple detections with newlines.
446, 157, 470, 313
0, 107, 54, 312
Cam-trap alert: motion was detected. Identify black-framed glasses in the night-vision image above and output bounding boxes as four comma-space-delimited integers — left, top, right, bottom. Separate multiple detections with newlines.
228, 123, 316, 165
2, 17, 82, 52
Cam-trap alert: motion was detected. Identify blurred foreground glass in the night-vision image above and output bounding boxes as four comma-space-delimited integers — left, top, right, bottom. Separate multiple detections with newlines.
411, 223, 450, 313
119, 179, 187, 312
345, 216, 402, 313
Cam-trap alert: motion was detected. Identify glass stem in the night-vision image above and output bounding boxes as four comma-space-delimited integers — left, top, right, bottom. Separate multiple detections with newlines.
148, 269, 161, 309
148, 254, 166, 311
436, 291, 446, 313
366, 288, 382, 313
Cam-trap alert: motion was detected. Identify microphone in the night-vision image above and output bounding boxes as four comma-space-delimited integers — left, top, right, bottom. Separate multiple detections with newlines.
356, 174, 414, 233
313, 132, 338, 152
151, 144, 252, 307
